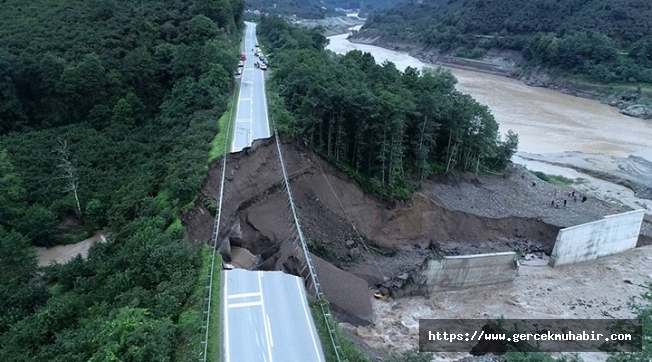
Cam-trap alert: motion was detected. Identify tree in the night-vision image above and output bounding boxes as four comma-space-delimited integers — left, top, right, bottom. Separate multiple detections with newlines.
89, 307, 175, 362
54, 140, 82, 220
16, 205, 58, 247
0, 226, 38, 286
0, 148, 27, 227
111, 98, 136, 127
188, 15, 220, 44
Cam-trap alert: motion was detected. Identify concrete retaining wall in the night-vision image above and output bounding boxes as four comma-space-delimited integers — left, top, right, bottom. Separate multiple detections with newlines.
549, 209, 645, 267
419, 252, 518, 292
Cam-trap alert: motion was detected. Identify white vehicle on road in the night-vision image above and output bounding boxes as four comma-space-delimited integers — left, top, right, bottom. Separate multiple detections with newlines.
238, 60, 244, 67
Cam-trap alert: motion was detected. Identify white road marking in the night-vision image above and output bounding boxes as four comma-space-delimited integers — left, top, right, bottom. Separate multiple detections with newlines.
249, 83, 254, 144
228, 292, 261, 299
296, 276, 324, 362
228, 301, 263, 309
265, 313, 274, 348
239, 97, 252, 101
260, 58, 271, 138
258, 271, 274, 362
232, 74, 248, 152
224, 271, 231, 362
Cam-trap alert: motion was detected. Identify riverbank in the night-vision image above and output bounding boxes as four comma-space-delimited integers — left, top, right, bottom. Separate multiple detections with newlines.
294, 15, 365, 37
347, 33, 652, 120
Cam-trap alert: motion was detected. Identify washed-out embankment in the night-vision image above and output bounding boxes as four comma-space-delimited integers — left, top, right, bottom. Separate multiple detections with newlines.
182, 136, 651, 327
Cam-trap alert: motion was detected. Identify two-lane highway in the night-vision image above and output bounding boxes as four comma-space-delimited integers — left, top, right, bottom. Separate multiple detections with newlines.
222, 269, 326, 362
232, 22, 271, 152
221, 22, 327, 362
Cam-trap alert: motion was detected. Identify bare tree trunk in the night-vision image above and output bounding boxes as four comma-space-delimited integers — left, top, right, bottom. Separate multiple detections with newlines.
55, 140, 82, 220
418, 116, 427, 185
475, 155, 480, 175
381, 127, 387, 187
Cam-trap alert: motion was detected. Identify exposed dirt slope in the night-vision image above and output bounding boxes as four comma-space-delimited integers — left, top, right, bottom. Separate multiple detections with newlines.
182, 136, 650, 275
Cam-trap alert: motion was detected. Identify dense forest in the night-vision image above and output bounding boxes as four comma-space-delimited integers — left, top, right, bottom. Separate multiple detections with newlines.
360, 0, 652, 83
0, 0, 242, 360
244, 0, 336, 19
243, 0, 405, 19
258, 15, 518, 200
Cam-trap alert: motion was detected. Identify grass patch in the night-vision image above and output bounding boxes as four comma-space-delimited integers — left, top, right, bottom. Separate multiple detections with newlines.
165, 217, 183, 239
532, 171, 575, 186
155, 188, 173, 209
206, 250, 223, 362
208, 84, 239, 163
563, 74, 652, 97
309, 297, 370, 362
172, 245, 213, 362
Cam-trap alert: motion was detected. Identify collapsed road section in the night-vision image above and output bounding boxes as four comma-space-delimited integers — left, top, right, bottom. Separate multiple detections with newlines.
182, 136, 652, 332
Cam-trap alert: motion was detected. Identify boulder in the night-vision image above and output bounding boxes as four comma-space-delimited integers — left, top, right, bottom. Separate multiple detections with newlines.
349, 247, 361, 258
347, 264, 386, 287
620, 104, 652, 119
311, 253, 374, 326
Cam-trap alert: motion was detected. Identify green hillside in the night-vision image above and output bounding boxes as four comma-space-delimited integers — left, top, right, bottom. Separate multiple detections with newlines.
0, 0, 242, 360
244, 0, 407, 19
361, 0, 652, 83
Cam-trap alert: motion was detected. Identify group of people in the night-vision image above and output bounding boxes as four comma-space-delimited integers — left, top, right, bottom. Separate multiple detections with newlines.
551, 189, 587, 209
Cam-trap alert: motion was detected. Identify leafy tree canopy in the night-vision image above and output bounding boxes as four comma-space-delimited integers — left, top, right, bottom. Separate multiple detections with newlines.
259, 15, 518, 200
360, 0, 652, 83
0, 0, 243, 360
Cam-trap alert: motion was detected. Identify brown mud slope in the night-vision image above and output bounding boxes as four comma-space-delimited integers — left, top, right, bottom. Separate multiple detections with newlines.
182, 136, 652, 279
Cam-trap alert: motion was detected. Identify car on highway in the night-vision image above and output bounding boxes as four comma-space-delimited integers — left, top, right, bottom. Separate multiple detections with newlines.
238, 60, 244, 67
260, 63, 268, 70
240, 54, 246, 61
235, 67, 242, 76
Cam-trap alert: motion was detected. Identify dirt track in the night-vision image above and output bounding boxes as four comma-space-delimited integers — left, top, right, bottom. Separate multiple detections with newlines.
182, 136, 652, 361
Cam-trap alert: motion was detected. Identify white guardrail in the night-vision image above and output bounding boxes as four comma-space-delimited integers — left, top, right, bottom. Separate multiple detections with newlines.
270, 104, 344, 361
199, 84, 236, 362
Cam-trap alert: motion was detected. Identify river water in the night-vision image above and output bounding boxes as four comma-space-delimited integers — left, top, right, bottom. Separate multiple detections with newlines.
326, 29, 652, 212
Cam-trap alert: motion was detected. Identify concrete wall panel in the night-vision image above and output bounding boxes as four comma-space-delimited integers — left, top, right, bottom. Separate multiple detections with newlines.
549, 209, 644, 267
421, 252, 518, 292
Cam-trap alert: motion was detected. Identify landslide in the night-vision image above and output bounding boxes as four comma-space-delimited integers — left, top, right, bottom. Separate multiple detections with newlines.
182, 136, 585, 278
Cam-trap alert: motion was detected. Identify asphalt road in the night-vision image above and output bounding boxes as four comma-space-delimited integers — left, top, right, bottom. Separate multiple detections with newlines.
222, 269, 326, 362
231, 22, 271, 153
